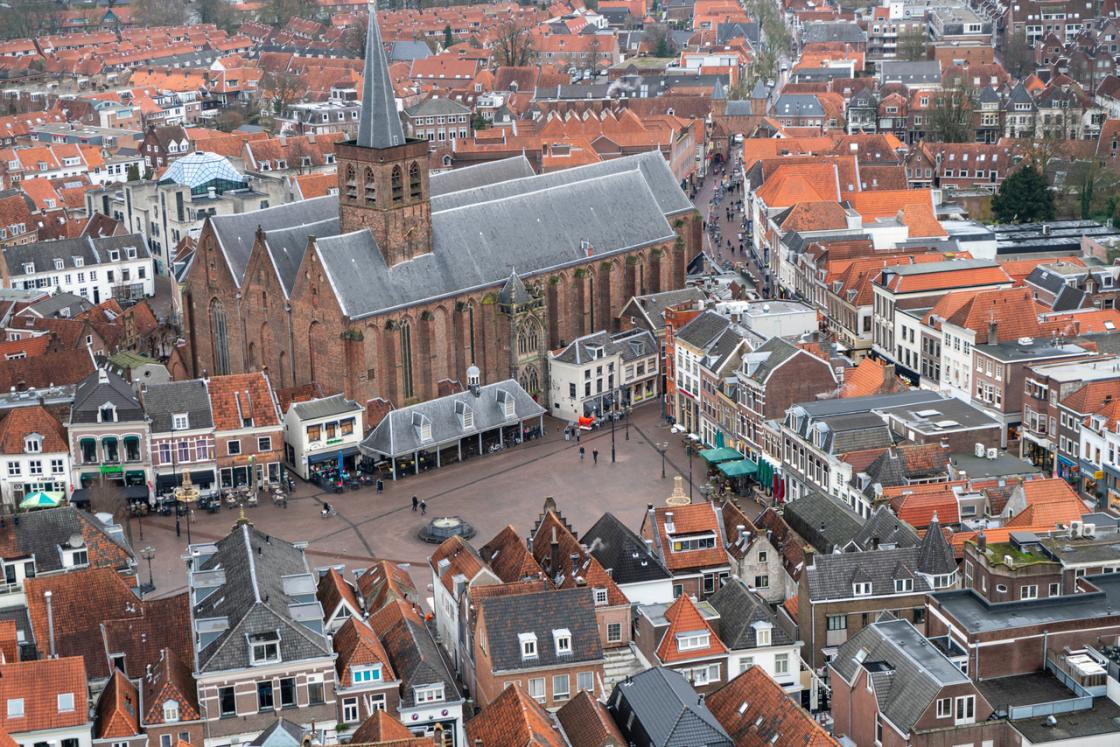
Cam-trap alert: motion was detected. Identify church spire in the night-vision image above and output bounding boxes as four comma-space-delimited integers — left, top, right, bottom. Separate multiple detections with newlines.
358, 0, 405, 149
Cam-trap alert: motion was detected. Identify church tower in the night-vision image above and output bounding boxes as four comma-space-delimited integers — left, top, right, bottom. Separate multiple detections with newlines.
337, 0, 432, 265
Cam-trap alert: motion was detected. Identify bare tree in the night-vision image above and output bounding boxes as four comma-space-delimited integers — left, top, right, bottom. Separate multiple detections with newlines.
492, 21, 536, 68
262, 70, 304, 116
643, 24, 677, 58
926, 85, 974, 143
88, 482, 133, 548
896, 27, 930, 62
131, 0, 188, 27
1002, 29, 1034, 80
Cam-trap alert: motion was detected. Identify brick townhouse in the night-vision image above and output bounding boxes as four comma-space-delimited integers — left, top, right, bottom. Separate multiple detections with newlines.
640, 500, 731, 600
634, 593, 729, 694
830, 619, 1001, 747
206, 371, 284, 491
472, 587, 604, 709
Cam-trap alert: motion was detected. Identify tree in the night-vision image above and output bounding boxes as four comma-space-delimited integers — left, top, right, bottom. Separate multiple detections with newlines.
1002, 29, 1034, 80
197, 0, 239, 33
215, 108, 246, 133
992, 164, 1055, 223
88, 482, 133, 548
343, 22, 366, 57
443, 24, 454, 49
643, 24, 677, 58
926, 86, 974, 143
262, 0, 317, 28
126, 163, 140, 182
492, 21, 535, 68
131, 0, 187, 27
261, 71, 303, 115
896, 27, 930, 62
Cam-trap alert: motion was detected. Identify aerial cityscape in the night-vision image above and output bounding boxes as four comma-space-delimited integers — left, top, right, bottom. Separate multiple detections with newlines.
2, 0, 1120, 746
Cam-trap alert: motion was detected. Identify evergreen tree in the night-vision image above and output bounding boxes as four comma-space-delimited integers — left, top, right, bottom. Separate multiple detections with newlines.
126, 163, 140, 182
991, 165, 1055, 223
443, 24, 454, 49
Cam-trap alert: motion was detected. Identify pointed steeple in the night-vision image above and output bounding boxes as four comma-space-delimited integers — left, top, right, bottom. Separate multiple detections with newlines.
916, 511, 956, 577
712, 77, 727, 101
358, 0, 405, 149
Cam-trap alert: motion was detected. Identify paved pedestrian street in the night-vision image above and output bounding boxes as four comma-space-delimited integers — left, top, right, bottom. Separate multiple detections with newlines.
134, 406, 735, 598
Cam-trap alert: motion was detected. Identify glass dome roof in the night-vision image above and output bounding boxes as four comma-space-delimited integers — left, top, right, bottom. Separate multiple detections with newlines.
159, 151, 247, 196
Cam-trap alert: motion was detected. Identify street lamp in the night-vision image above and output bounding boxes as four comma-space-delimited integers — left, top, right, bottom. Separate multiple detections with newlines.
624, 405, 632, 441
686, 433, 700, 501
610, 396, 617, 464
656, 442, 669, 479
140, 545, 156, 593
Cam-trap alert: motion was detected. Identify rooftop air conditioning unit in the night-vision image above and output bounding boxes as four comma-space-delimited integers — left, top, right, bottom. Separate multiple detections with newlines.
987, 448, 998, 460
975, 442, 985, 458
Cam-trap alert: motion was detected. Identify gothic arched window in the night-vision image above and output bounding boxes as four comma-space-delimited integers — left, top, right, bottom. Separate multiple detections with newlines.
344, 164, 356, 200
364, 167, 376, 205
391, 165, 403, 203
209, 298, 229, 375
409, 161, 422, 199
400, 320, 414, 399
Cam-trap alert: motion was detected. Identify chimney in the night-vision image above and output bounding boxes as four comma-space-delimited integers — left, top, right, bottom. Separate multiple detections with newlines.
987, 320, 998, 345
570, 552, 580, 576
45, 590, 56, 658
977, 531, 987, 552
871, 535, 880, 550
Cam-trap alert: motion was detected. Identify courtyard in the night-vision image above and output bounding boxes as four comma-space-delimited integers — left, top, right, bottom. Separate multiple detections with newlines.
130, 405, 747, 599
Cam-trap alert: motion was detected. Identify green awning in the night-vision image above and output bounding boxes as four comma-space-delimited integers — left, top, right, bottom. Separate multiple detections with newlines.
700, 447, 742, 464
715, 431, 726, 448
718, 459, 759, 478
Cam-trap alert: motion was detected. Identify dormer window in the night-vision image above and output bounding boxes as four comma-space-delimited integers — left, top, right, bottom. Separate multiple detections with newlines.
593, 588, 608, 606
670, 534, 716, 552
248, 631, 281, 665
22, 263, 33, 275
98, 404, 116, 423
108, 250, 119, 261
677, 631, 710, 651
67, 548, 88, 567
172, 413, 189, 431
853, 582, 872, 596
24, 435, 41, 453
351, 664, 382, 683
519, 632, 538, 659
52, 258, 63, 270
162, 699, 179, 722
894, 578, 914, 593
414, 684, 444, 704
753, 622, 772, 647
553, 628, 572, 655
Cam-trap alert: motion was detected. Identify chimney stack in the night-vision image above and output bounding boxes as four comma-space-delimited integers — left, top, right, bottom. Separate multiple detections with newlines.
45, 590, 56, 658
988, 320, 998, 345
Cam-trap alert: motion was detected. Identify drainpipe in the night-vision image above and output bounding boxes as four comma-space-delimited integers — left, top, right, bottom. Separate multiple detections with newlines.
45, 590, 56, 658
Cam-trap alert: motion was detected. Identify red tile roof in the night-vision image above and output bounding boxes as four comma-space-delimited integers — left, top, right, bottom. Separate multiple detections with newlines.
646, 503, 728, 572
350, 710, 430, 746
94, 670, 140, 738
0, 656, 88, 733
333, 618, 396, 688
466, 684, 565, 747
430, 534, 486, 593
0, 405, 67, 454
707, 667, 836, 747
656, 594, 727, 664
318, 567, 362, 619
139, 647, 199, 727
555, 689, 625, 747
885, 482, 964, 528
480, 525, 542, 583
356, 560, 419, 614
1006, 479, 1088, 528
206, 371, 280, 431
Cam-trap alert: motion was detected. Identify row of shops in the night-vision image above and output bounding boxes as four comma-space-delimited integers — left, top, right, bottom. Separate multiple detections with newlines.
697, 439, 786, 503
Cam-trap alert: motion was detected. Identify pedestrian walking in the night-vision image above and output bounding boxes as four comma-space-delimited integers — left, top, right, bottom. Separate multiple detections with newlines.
592, 449, 599, 465
411, 495, 418, 512
420, 500, 427, 516
376, 479, 383, 494
579, 446, 585, 461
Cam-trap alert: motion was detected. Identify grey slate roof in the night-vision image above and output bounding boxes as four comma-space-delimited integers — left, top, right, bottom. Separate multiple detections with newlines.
497, 271, 531, 306
831, 619, 968, 734
783, 491, 864, 554
552, 329, 657, 366
674, 310, 731, 349
263, 217, 339, 298
359, 379, 544, 457
431, 150, 691, 217
716, 21, 760, 45
879, 60, 942, 84
428, 156, 535, 197
71, 368, 144, 424
707, 578, 791, 650
11, 505, 132, 573
740, 336, 800, 385
802, 22, 867, 44
583, 512, 672, 585
316, 168, 675, 318
848, 505, 920, 551
208, 196, 336, 287
404, 97, 471, 117
775, 93, 824, 117
805, 546, 932, 601
289, 393, 361, 421
357, 7, 405, 149
5, 233, 151, 276
610, 667, 732, 747
478, 588, 602, 672
190, 523, 330, 673
143, 379, 214, 434
248, 719, 303, 747
25, 293, 91, 319
389, 40, 431, 63
916, 513, 956, 575
624, 287, 705, 332
724, 100, 754, 117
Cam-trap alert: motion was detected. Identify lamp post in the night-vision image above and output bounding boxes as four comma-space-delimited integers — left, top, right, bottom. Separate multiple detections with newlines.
624, 405, 632, 441
686, 443, 694, 501
174, 469, 200, 546
656, 442, 669, 479
140, 545, 156, 593
610, 393, 617, 464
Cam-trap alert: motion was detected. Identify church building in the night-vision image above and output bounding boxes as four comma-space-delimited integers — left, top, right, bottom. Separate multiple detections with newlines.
182, 6, 700, 409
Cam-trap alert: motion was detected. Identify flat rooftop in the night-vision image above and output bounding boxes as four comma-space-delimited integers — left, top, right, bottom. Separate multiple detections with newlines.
973, 340, 1088, 363
949, 453, 1042, 480
1011, 697, 1120, 743
933, 573, 1120, 634
977, 672, 1075, 711
882, 397, 998, 431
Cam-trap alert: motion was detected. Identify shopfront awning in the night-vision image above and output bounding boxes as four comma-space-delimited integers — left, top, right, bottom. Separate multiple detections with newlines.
307, 446, 359, 465
700, 447, 742, 464
718, 459, 758, 478
156, 471, 216, 492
